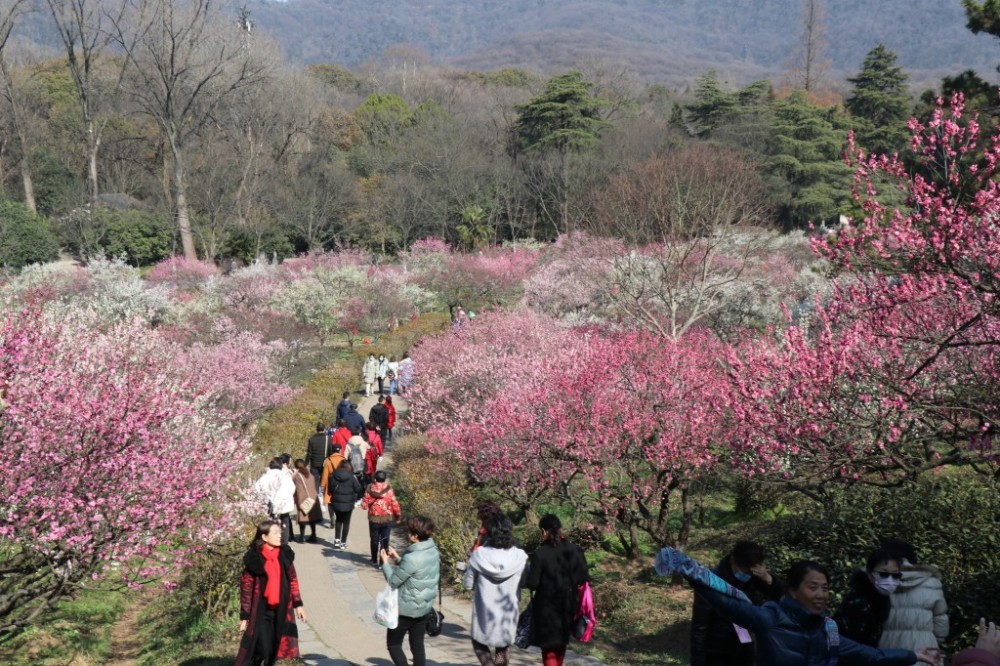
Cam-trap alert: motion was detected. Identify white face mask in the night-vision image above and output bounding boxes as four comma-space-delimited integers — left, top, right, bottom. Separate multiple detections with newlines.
872, 575, 901, 595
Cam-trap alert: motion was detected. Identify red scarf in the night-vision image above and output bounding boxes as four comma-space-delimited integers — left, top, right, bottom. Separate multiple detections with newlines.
261, 545, 282, 606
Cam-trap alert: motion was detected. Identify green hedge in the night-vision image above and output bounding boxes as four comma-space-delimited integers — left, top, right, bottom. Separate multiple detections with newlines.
755, 474, 1000, 652
100, 209, 174, 266
0, 199, 60, 270
391, 434, 479, 572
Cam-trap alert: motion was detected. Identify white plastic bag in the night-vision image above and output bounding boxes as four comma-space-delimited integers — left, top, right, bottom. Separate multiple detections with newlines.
374, 582, 399, 629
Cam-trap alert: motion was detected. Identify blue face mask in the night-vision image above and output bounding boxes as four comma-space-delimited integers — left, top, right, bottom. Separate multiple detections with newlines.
734, 569, 752, 583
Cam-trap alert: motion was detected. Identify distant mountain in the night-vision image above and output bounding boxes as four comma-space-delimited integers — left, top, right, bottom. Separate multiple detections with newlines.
248, 0, 999, 89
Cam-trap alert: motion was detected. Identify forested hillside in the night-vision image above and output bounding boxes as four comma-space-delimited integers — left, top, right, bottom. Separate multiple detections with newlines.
249, 0, 998, 85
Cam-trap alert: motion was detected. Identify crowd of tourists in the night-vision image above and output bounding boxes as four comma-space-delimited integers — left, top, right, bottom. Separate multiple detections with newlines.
362, 351, 413, 397
240, 352, 1000, 666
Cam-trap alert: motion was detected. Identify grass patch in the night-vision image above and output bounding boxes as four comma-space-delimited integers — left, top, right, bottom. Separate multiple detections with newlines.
135, 587, 238, 666
0, 586, 128, 665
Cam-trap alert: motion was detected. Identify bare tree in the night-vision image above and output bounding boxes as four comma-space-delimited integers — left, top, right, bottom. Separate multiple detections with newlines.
0, 0, 35, 210
110, 0, 269, 259
45, 0, 131, 222
586, 142, 775, 339
785, 0, 831, 92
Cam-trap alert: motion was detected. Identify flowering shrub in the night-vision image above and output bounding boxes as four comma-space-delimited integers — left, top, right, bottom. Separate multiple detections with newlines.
522, 232, 621, 323
0, 262, 87, 309
0, 311, 242, 633
412, 246, 539, 316
409, 310, 729, 555
727, 95, 1000, 486
146, 256, 220, 290
279, 248, 372, 278
77, 257, 172, 324
173, 319, 297, 433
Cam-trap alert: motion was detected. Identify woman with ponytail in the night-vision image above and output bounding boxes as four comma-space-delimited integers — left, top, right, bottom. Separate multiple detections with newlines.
524, 514, 589, 666
234, 520, 307, 666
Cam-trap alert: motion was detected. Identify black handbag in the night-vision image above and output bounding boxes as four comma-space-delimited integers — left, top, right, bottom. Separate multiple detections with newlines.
515, 597, 533, 649
426, 580, 445, 637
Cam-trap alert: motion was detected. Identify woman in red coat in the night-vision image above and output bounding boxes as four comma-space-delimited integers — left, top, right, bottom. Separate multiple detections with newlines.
234, 520, 307, 666
385, 395, 397, 442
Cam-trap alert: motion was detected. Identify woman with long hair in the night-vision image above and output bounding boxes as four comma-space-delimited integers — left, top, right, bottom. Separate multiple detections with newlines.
234, 520, 306, 666
292, 459, 322, 543
464, 514, 528, 666
380, 515, 441, 666
524, 514, 589, 666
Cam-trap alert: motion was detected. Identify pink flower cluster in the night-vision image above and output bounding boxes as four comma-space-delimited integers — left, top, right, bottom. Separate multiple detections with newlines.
0, 311, 242, 590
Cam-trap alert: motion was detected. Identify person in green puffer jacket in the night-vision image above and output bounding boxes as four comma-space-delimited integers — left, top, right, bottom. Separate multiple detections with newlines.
380, 515, 441, 666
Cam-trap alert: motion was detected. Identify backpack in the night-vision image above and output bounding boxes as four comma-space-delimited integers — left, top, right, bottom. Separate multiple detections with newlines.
349, 445, 365, 471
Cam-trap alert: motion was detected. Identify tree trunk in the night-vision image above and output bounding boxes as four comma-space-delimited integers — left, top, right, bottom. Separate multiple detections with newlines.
560, 149, 570, 235
20, 158, 34, 212
628, 522, 640, 559
87, 119, 100, 219
170, 138, 198, 260
678, 484, 693, 548
0, 57, 35, 213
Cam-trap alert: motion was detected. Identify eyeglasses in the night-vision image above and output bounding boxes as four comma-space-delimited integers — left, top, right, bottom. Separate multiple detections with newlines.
873, 571, 903, 580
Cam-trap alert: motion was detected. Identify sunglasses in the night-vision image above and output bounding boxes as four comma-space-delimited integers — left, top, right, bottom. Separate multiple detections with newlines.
874, 571, 903, 580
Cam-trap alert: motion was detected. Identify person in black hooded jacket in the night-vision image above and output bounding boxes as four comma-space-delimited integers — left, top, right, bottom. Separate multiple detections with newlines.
328, 461, 362, 551
690, 541, 784, 666
834, 548, 903, 647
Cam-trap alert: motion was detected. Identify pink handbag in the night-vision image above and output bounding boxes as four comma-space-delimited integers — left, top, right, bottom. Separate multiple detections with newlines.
573, 581, 596, 642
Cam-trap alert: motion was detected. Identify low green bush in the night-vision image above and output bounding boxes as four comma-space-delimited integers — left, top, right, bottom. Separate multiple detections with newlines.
0, 199, 60, 270
755, 473, 1000, 652
391, 433, 479, 572
100, 209, 174, 266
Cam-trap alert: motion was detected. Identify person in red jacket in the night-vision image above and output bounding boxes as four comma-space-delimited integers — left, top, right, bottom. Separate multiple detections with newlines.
361, 470, 402, 566
385, 395, 397, 442
331, 419, 352, 451
366, 420, 384, 457
364, 444, 380, 487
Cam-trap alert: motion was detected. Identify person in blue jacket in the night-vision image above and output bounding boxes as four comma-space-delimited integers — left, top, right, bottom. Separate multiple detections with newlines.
655, 549, 942, 666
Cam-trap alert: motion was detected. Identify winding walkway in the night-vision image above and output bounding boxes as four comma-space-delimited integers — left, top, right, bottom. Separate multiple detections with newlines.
291, 393, 604, 666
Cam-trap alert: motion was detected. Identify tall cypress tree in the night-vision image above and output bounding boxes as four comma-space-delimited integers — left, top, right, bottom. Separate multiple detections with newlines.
766, 91, 853, 227
513, 71, 607, 234
846, 44, 911, 155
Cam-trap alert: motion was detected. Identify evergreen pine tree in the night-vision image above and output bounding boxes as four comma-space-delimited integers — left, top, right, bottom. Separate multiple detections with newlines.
846, 44, 911, 155
766, 91, 853, 227
513, 71, 608, 234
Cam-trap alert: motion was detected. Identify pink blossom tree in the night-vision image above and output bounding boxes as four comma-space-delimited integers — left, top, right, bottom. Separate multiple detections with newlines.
726, 95, 1000, 489
410, 244, 539, 319
0, 311, 242, 636
409, 310, 729, 556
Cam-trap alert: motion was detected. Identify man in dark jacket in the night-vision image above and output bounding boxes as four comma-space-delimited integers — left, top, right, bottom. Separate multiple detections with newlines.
335, 392, 351, 424
344, 403, 365, 435
690, 541, 784, 666
305, 423, 330, 493
370, 395, 390, 443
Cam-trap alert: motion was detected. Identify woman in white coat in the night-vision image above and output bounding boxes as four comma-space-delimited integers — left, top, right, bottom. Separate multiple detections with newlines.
254, 457, 297, 545
463, 514, 528, 666
878, 541, 949, 653
376, 354, 389, 396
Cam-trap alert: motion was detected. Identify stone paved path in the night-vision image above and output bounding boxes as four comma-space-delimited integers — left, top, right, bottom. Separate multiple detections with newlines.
291, 392, 604, 666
